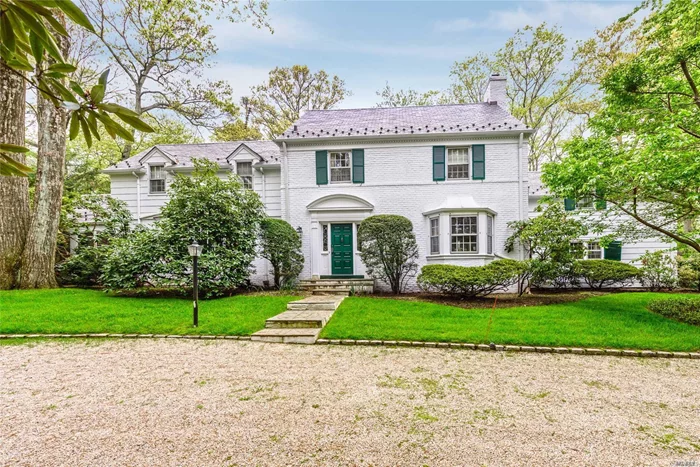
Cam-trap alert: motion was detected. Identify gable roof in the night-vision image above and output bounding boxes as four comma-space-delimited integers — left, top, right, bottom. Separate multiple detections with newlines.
278, 103, 531, 141
104, 141, 281, 172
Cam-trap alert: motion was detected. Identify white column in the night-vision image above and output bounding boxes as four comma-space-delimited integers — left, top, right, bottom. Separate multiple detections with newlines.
311, 220, 320, 278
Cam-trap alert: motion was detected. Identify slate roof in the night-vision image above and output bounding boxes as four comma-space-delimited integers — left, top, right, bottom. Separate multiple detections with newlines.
528, 171, 549, 196
105, 141, 281, 171
278, 103, 531, 140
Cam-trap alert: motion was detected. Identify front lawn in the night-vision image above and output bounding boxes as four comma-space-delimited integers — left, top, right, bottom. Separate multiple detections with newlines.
0, 289, 299, 336
321, 292, 700, 351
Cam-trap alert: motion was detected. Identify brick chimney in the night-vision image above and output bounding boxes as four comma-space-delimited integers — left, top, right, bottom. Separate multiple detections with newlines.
484, 73, 507, 106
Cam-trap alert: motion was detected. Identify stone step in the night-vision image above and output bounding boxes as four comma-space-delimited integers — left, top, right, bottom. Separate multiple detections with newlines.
251, 328, 321, 344
312, 288, 359, 295
265, 309, 333, 329
286, 296, 344, 311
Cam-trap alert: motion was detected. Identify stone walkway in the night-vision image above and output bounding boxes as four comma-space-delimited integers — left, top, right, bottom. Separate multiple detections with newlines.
251, 295, 345, 344
2, 339, 699, 466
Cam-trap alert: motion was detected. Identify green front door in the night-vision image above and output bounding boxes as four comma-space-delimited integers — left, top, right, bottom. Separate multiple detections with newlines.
331, 223, 353, 276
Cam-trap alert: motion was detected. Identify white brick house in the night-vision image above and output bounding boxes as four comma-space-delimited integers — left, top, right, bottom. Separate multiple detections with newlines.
103, 75, 669, 289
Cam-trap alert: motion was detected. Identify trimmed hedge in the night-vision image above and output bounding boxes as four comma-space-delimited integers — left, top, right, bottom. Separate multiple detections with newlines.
577, 260, 639, 289
648, 296, 700, 326
417, 260, 526, 298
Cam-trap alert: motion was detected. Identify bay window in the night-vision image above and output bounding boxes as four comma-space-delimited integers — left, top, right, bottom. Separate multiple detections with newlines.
450, 216, 478, 253
430, 217, 440, 254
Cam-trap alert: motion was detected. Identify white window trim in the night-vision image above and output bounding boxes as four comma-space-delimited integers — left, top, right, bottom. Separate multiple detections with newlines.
429, 217, 440, 255
446, 147, 470, 180
586, 241, 602, 260
449, 214, 479, 254
486, 215, 494, 255
236, 161, 254, 190
329, 151, 352, 184
149, 164, 166, 195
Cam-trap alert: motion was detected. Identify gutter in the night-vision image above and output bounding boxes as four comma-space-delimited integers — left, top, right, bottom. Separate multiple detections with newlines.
282, 141, 290, 222
274, 128, 534, 145
517, 132, 524, 260
132, 171, 142, 224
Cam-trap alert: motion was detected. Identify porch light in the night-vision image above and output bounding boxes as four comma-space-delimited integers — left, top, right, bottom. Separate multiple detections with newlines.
188, 241, 203, 257
296, 226, 303, 236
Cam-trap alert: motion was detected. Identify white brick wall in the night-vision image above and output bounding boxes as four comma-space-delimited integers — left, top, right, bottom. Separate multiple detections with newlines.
284, 135, 530, 291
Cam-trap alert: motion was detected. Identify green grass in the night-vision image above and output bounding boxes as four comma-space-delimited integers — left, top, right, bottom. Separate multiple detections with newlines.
321, 292, 700, 351
0, 288, 299, 336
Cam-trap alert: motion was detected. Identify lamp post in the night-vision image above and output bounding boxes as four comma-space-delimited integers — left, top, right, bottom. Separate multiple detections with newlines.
188, 241, 203, 327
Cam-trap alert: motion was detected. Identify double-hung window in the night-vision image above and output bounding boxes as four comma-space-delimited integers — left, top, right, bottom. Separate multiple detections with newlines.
451, 216, 478, 253
149, 165, 165, 193
237, 162, 253, 189
486, 215, 494, 254
429, 218, 440, 254
330, 152, 351, 183
587, 242, 602, 259
447, 148, 469, 179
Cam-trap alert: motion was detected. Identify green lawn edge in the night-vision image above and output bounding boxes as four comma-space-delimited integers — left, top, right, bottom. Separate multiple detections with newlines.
320, 292, 700, 352
0, 288, 300, 336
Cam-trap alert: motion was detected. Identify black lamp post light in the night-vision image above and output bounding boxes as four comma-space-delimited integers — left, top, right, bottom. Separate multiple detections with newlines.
188, 241, 203, 327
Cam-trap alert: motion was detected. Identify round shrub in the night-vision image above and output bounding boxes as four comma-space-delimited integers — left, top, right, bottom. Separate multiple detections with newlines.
576, 260, 639, 289
358, 215, 419, 294
259, 218, 304, 289
648, 296, 700, 326
417, 260, 526, 298
638, 250, 677, 291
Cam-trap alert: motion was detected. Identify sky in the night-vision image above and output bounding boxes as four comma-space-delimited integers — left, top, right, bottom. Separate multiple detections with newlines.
207, 0, 640, 109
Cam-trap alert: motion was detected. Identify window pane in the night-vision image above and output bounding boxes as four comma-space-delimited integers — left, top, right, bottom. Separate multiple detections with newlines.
237, 162, 253, 176
447, 148, 468, 164
447, 164, 469, 179
587, 242, 602, 259
487, 216, 493, 255
150, 179, 165, 193
150, 165, 164, 180
430, 237, 440, 255
322, 225, 329, 252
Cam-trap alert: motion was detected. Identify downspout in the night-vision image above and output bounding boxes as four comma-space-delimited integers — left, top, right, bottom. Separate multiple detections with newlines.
282, 141, 290, 222
260, 166, 267, 208
132, 171, 141, 224
517, 132, 524, 260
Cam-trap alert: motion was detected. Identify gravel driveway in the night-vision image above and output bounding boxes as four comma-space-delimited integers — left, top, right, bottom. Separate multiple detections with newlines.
1, 339, 699, 466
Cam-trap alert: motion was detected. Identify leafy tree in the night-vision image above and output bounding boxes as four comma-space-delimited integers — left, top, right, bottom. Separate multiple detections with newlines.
212, 119, 263, 141
449, 24, 588, 170
542, 0, 700, 254
505, 203, 588, 293
0, 0, 154, 289
80, 0, 270, 158
357, 215, 419, 294
249, 65, 350, 139
375, 82, 443, 107
103, 159, 265, 297
57, 194, 132, 286
258, 218, 303, 288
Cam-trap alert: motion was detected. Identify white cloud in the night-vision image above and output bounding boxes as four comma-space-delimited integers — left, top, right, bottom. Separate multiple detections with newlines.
435, 2, 632, 33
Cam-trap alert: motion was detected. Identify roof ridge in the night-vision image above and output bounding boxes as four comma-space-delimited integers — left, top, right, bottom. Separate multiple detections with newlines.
305, 102, 491, 113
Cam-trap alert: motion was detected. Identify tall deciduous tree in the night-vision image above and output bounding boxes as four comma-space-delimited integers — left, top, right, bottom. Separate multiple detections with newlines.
449, 24, 588, 170
249, 65, 350, 139
543, 0, 700, 253
20, 14, 70, 288
81, 0, 270, 158
375, 82, 442, 107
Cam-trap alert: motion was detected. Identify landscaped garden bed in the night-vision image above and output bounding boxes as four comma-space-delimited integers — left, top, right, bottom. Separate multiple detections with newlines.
0, 289, 299, 336
321, 292, 700, 352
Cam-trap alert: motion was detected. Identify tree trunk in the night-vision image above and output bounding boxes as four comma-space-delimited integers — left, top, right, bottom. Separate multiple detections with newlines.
0, 59, 29, 289
19, 21, 70, 288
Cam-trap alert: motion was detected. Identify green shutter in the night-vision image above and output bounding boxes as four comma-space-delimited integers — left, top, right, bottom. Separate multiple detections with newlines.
472, 144, 485, 180
433, 146, 445, 181
564, 198, 576, 211
315, 150, 328, 185
352, 149, 364, 183
595, 188, 607, 210
604, 241, 622, 261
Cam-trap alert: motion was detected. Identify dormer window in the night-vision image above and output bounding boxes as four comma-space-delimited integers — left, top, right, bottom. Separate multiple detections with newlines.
149, 165, 165, 193
237, 162, 253, 189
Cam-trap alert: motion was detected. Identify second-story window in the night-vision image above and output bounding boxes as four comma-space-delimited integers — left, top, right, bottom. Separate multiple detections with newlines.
447, 148, 469, 179
237, 162, 253, 189
330, 152, 351, 183
149, 165, 165, 193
